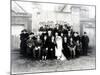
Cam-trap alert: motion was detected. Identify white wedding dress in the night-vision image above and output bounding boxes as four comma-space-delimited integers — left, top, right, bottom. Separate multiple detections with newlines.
55, 36, 66, 61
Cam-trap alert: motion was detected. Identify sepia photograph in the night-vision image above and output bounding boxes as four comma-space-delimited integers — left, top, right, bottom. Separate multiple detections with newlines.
11, 0, 96, 74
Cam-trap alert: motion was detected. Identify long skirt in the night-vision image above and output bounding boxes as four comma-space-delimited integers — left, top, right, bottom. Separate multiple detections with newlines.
55, 48, 66, 60
55, 48, 62, 57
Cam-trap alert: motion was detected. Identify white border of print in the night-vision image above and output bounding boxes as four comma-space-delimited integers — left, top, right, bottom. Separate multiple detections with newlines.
0, 0, 99, 75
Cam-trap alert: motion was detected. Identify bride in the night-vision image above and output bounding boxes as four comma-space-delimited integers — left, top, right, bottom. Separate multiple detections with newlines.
55, 36, 66, 61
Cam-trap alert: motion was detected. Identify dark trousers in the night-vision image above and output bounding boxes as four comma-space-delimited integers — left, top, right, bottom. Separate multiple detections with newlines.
41, 48, 48, 57
47, 48, 50, 59
47, 48, 55, 59
82, 45, 88, 55
33, 49, 41, 60
50, 50, 55, 59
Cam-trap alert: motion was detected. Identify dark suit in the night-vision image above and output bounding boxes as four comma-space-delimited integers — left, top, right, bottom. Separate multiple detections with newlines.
49, 41, 56, 59
46, 35, 52, 59
42, 40, 48, 57
53, 28, 60, 36
73, 35, 78, 42
63, 29, 68, 36
82, 35, 89, 55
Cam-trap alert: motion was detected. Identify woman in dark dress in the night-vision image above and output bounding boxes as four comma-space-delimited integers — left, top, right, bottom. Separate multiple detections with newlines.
62, 36, 70, 60
20, 29, 29, 56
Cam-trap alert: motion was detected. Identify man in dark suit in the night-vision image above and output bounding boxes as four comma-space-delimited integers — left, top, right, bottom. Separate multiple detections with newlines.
47, 30, 52, 59
49, 36, 56, 59
81, 32, 89, 55
41, 35, 48, 60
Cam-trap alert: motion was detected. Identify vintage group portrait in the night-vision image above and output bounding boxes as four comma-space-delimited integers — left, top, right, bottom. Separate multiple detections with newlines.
11, 0, 96, 74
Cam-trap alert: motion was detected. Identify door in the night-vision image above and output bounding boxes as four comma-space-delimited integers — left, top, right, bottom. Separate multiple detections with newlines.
11, 24, 24, 50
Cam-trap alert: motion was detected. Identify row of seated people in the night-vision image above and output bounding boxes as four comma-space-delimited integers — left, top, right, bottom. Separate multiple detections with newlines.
20, 25, 89, 60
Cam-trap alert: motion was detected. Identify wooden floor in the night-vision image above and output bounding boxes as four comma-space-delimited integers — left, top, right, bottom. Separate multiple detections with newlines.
11, 48, 96, 74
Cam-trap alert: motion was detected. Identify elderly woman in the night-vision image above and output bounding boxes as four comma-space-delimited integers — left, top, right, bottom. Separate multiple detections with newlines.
20, 29, 29, 56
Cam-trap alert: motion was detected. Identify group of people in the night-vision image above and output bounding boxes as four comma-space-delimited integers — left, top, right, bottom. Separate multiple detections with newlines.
20, 24, 89, 61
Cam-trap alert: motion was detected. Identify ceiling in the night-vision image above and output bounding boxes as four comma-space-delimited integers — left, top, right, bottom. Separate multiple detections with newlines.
12, 1, 80, 14
12, 1, 95, 19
